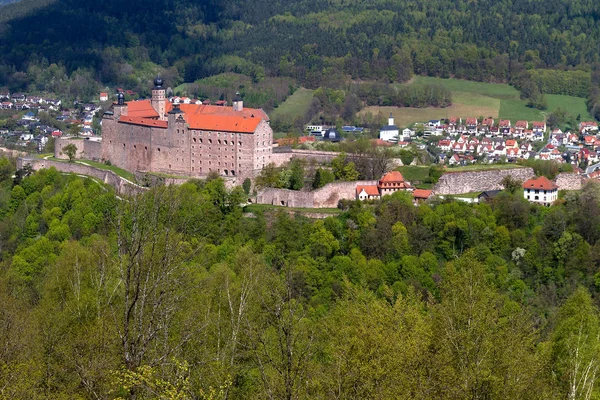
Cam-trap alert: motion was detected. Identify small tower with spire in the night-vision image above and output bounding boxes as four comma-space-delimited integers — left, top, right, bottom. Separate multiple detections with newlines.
232, 91, 243, 112
151, 76, 166, 120
388, 112, 395, 127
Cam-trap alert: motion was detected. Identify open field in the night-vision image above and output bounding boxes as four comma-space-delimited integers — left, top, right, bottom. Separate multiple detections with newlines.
365, 77, 593, 128
546, 95, 593, 121
270, 88, 314, 120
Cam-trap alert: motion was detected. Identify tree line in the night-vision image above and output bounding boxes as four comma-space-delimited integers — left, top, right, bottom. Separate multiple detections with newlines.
2, 157, 600, 397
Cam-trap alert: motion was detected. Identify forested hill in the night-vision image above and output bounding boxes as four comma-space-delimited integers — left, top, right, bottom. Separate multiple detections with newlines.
1, 0, 600, 90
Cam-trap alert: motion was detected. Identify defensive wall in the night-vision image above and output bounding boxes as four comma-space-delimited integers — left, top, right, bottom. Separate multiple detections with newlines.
255, 180, 377, 208
55, 137, 103, 161
18, 157, 147, 196
433, 168, 535, 195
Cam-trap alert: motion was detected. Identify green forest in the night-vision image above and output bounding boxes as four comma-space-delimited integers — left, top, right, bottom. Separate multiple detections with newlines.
2, 158, 600, 398
1, 0, 600, 118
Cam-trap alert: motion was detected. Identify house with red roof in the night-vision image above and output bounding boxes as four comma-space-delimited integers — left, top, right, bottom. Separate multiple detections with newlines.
579, 121, 598, 134
377, 171, 413, 196
356, 185, 380, 201
522, 176, 558, 206
99, 92, 108, 102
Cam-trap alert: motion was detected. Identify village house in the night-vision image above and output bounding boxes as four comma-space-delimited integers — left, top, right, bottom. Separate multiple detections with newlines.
522, 176, 558, 206
380, 113, 400, 142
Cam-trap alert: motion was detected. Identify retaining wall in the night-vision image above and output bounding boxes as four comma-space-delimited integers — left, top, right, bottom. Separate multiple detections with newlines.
255, 180, 377, 208
18, 158, 147, 195
433, 168, 535, 195
555, 172, 585, 191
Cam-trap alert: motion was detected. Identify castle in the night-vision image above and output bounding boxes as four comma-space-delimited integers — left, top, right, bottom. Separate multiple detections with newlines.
56, 77, 273, 181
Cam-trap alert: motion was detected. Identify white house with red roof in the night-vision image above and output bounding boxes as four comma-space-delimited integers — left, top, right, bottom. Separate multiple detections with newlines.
356, 171, 414, 201
522, 176, 558, 206
100, 92, 109, 102
356, 185, 380, 201
579, 121, 598, 134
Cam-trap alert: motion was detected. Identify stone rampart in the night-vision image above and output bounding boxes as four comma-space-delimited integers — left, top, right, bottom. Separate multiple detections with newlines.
433, 167, 535, 195
271, 149, 403, 167
18, 158, 147, 196
555, 172, 585, 191
255, 180, 377, 208
55, 137, 103, 161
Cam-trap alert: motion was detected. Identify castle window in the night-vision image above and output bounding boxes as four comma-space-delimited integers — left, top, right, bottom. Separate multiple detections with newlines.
199, 138, 203, 143
224, 170, 229, 176
193, 137, 196, 143
158, 148, 161, 152
145, 146, 148, 150
169, 164, 171, 168
218, 140, 221, 144
224, 140, 228, 145
192, 167, 194, 172
123, 143, 126, 148
231, 170, 235, 176
134, 145, 137, 149
209, 139, 212, 144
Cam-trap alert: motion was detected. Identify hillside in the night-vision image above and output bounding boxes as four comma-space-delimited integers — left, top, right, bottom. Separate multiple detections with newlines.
0, 0, 599, 92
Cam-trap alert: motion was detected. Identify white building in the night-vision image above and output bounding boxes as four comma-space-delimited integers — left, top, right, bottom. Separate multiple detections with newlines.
379, 113, 399, 142
522, 176, 558, 206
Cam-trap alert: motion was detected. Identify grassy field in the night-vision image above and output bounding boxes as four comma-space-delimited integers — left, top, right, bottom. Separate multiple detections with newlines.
546, 95, 593, 120
270, 88, 314, 120
364, 77, 593, 128
397, 166, 430, 182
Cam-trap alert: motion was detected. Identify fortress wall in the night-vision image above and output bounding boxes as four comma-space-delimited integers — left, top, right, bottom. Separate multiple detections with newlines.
54, 138, 86, 160
555, 172, 585, 191
255, 180, 377, 208
433, 168, 535, 195
312, 180, 377, 207
19, 158, 147, 196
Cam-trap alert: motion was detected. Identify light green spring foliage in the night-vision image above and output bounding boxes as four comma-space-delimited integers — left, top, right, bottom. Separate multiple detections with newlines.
1, 161, 600, 398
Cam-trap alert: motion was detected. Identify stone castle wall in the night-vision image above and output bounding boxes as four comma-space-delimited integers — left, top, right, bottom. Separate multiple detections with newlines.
18, 157, 147, 196
55, 137, 103, 161
433, 168, 535, 195
271, 149, 404, 168
255, 180, 377, 208
555, 172, 585, 191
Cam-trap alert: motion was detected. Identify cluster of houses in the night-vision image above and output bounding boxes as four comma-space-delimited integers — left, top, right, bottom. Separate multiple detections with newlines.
0, 92, 62, 112
431, 118, 600, 167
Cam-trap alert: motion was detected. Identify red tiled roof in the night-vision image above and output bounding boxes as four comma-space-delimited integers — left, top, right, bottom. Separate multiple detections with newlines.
499, 119, 511, 127
356, 185, 379, 196
516, 120, 528, 128
522, 176, 558, 190
412, 189, 432, 199
119, 116, 168, 128
532, 121, 545, 128
466, 117, 477, 125
379, 171, 405, 182
121, 100, 269, 133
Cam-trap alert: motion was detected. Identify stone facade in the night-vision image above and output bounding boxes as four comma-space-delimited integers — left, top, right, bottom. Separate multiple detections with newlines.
555, 172, 585, 191
433, 168, 535, 195
55, 138, 102, 161
255, 180, 377, 208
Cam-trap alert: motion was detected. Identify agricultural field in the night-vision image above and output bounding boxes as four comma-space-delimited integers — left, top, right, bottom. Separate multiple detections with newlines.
270, 88, 314, 120
363, 77, 592, 128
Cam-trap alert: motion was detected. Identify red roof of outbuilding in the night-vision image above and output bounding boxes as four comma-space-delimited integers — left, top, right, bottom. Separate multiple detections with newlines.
379, 171, 405, 182
356, 185, 380, 196
412, 189, 432, 199
522, 176, 558, 190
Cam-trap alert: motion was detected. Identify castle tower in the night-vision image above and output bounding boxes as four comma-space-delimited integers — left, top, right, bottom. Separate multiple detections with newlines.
112, 92, 127, 119
151, 76, 167, 120
232, 91, 243, 112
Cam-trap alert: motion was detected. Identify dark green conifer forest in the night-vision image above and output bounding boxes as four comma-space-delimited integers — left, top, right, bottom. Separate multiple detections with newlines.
2, 158, 600, 398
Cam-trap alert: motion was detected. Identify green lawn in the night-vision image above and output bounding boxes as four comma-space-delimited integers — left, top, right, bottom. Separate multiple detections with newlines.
270, 88, 314, 120
498, 99, 544, 122
546, 95, 592, 120
397, 166, 430, 182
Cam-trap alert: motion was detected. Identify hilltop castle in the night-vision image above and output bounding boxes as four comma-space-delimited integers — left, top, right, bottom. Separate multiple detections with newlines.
57, 77, 273, 181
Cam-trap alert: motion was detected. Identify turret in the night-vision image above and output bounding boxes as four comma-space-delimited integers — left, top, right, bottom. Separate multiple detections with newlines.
167, 103, 186, 128
151, 76, 167, 120
113, 92, 127, 118
232, 91, 243, 112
